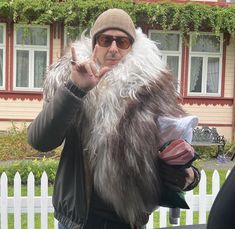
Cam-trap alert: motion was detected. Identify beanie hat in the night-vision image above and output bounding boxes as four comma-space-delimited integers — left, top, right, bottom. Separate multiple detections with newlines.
90, 8, 136, 49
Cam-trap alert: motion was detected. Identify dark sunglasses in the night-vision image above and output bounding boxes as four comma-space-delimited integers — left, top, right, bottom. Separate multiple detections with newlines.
96, 34, 133, 49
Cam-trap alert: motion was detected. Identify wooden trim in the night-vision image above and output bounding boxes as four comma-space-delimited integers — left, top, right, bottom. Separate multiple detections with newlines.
0, 120, 232, 127
0, 91, 42, 101
60, 23, 64, 57
0, 118, 33, 122
180, 97, 233, 106
50, 25, 53, 64
9, 22, 13, 92
5, 22, 10, 91
180, 43, 186, 96
198, 123, 232, 127
183, 37, 190, 97
221, 37, 227, 97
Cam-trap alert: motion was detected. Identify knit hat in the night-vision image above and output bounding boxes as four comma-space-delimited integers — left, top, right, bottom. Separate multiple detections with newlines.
90, 8, 136, 49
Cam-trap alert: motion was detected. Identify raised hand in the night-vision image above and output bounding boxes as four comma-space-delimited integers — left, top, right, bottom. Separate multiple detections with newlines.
70, 45, 110, 91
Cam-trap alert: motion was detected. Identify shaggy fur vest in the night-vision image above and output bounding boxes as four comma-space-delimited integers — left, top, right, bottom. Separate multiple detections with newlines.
43, 29, 185, 227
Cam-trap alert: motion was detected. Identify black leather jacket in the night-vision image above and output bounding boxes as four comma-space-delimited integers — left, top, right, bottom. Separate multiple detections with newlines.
28, 85, 89, 228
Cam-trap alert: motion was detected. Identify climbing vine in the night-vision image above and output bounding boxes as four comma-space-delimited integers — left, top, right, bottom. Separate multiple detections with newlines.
0, 0, 234, 38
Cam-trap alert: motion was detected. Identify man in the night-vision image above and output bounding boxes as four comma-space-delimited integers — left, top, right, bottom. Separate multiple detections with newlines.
28, 8, 200, 229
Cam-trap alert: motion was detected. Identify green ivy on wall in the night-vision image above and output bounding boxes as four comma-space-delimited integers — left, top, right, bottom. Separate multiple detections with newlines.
0, 0, 235, 38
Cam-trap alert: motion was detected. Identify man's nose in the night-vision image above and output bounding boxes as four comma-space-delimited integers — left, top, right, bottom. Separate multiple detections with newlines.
109, 40, 118, 53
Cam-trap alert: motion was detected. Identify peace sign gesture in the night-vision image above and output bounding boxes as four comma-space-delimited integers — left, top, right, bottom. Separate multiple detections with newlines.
70, 45, 110, 91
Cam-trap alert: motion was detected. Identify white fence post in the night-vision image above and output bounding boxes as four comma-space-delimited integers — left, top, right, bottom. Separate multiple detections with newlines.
54, 218, 58, 229
185, 190, 194, 225
199, 170, 207, 224
41, 172, 48, 229
27, 172, 35, 229
212, 170, 220, 203
14, 172, 21, 229
159, 207, 168, 227
226, 170, 231, 179
0, 172, 8, 229
146, 211, 154, 229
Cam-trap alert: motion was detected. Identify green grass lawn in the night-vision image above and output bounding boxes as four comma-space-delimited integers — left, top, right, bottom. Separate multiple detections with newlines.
8, 213, 55, 229
7, 185, 54, 196
153, 211, 210, 229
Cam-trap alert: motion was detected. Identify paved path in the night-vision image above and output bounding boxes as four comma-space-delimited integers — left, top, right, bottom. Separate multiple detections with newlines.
197, 157, 234, 170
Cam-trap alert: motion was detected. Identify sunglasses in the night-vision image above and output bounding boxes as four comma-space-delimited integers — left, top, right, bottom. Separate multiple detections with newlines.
96, 34, 133, 49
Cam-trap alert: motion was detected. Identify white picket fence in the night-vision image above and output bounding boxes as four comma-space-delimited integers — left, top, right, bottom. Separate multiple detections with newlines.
0, 169, 231, 229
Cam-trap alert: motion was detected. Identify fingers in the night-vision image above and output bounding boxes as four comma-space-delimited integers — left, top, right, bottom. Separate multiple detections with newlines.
92, 44, 98, 62
71, 47, 78, 62
84, 61, 98, 77
90, 62, 98, 76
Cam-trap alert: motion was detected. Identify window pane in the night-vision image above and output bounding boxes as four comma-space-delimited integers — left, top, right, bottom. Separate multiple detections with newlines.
151, 33, 180, 51
207, 58, 219, 93
0, 49, 3, 86
167, 56, 179, 80
190, 57, 203, 92
16, 50, 29, 87
16, 27, 47, 46
34, 51, 47, 88
0, 25, 3, 44
192, 35, 220, 52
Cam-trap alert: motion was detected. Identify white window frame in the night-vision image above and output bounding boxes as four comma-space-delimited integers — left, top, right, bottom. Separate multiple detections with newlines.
148, 30, 182, 92
13, 24, 50, 91
188, 32, 223, 97
0, 23, 6, 90
226, 0, 235, 3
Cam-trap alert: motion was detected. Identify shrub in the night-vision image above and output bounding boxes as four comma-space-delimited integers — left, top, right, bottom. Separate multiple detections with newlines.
0, 123, 61, 161
193, 141, 235, 160
0, 123, 36, 160
193, 145, 218, 159
224, 141, 235, 158
0, 159, 59, 185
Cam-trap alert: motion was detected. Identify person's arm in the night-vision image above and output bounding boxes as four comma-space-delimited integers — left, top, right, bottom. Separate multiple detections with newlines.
28, 81, 86, 152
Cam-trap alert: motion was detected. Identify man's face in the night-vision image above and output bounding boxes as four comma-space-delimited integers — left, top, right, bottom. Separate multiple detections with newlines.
95, 29, 133, 68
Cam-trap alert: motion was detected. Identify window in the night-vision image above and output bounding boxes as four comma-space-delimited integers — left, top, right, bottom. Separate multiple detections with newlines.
0, 24, 6, 90
14, 25, 49, 91
149, 31, 182, 90
226, 0, 235, 3
188, 33, 223, 96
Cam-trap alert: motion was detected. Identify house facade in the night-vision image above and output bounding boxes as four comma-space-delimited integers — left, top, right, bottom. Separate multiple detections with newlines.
0, 0, 235, 141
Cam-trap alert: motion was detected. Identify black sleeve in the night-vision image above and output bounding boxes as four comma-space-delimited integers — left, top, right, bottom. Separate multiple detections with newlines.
27, 84, 86, 152
207, 165, 235, 229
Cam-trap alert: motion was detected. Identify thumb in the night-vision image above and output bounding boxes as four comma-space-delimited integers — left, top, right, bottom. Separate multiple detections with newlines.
71, 47, 78, 62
